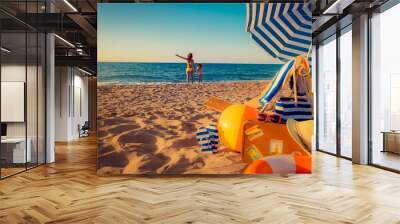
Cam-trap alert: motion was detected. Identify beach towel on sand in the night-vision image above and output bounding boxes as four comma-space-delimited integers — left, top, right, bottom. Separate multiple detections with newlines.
196, 125, 219, 153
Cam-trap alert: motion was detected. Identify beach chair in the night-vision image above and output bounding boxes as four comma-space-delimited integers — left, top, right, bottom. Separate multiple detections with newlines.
205, 55, 312, 119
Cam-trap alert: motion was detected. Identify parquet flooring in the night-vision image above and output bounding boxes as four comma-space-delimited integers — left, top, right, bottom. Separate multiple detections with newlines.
1, 136, 400, 223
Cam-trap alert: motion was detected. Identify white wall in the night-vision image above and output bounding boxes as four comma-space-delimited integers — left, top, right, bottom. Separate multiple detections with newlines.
1, 63, 46, 164
1, 65, 26, 139
1, 64, 26, 82
55, 66, 70, 141
54, 67, 89, 141
0, 65, 39, 139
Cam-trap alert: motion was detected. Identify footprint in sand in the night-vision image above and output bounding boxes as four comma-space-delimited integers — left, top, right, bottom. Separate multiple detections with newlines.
108, 124, 140, 135
98, 150, 129, 168
192, 157, 205, 169
180, 122, 196, 133
162, 157, 191, 174
118, 130, 157, 149
102, 117, 131, 126
97, 130, 109, 139
138, 153, 170, 173
170, 135, 197, 149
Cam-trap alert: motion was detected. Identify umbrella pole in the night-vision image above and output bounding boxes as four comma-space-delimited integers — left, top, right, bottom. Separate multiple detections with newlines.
306, 44, 312, 61
293, 71, 298, 104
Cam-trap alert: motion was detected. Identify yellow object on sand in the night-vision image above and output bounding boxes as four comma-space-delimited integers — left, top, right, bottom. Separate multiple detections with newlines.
217, 104, 258, 152
205, 97, 232, 112
204, 81, 272, 113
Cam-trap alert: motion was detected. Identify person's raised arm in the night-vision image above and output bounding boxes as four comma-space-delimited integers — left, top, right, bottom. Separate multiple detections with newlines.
175, 54, 187, 60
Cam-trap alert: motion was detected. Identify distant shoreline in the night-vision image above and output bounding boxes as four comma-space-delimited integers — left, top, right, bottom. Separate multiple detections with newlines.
97, 80, 269, 86
98, 62, 280, 83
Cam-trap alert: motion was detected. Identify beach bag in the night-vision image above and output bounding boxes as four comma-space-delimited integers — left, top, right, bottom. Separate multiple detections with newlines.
196, 125, 219, 153
274, 96, 313, 122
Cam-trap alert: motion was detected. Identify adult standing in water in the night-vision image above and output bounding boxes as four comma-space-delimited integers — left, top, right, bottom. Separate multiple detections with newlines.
176, 53, 194, 83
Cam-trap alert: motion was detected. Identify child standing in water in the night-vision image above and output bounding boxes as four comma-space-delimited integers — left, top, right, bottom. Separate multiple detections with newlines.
176, 53, 194, 83
197, 63, 203, 83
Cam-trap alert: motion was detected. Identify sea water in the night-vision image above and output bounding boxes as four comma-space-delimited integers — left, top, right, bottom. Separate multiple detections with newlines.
98, 62, 282, 83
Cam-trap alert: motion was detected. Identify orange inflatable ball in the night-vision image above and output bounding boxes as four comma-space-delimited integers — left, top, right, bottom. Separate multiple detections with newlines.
217, 104, 258, 152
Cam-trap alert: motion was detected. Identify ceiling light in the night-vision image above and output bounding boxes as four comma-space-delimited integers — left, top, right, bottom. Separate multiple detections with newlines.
78, 67, 93, 76
54, 34, 75, 48
323, 0, 350, 15
1, 47, 11, 53
63, 0, 78, 12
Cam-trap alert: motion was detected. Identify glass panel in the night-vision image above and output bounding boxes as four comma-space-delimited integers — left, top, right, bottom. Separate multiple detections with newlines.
26, 0, 38, 169
1, 31, 27, 177
339, 29, 352, 158
371, 4, 400, 171
317, 37, 337, 154
38, 33, 46, 165
0, 1, 46, 178
27, 31, 38, 169
0, 29, 1, 179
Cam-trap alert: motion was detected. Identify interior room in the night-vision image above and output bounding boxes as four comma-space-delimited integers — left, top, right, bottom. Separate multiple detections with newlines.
370, 3, 400, 171
0, 18, 46, 178
0, 0, 400, 223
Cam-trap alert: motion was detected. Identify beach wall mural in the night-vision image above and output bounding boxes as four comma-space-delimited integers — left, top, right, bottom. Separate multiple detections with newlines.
97, 2, 314, 175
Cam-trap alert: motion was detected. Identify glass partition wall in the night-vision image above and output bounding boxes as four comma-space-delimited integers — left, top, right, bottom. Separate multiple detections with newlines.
370, 3, 400, 172
339, 29, 352, 159
0, 2, 46, 179
317, 35, 337, 155
316, 26, 353, 159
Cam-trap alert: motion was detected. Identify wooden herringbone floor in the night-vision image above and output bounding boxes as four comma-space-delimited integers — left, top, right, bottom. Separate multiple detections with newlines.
1, 136, 400, 224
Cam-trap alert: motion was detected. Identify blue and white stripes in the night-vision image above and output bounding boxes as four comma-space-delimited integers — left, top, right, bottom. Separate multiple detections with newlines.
196, 125, 219, 153
275, 97, 313, 121
259, 59, 294, 109
245, 2, 312, 62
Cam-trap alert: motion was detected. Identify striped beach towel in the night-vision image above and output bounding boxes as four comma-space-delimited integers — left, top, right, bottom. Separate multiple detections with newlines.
259, 59, 295, 109
274, 97, 313, 122
196, 125, 219, 153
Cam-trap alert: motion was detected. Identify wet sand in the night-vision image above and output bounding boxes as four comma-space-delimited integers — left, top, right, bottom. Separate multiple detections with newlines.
97, 81, 267, 175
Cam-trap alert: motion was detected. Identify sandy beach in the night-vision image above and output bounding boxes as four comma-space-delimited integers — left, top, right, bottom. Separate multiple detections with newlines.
97, 81, 267, 175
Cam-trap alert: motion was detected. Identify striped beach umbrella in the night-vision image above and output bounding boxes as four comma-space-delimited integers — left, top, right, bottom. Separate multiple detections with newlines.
245, 2, 312, 62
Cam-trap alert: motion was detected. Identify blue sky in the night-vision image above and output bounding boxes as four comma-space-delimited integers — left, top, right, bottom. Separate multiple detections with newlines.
98, 3, 280, 64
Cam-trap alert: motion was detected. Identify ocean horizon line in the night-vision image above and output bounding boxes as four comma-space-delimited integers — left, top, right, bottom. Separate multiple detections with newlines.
97, 61, 283, 65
